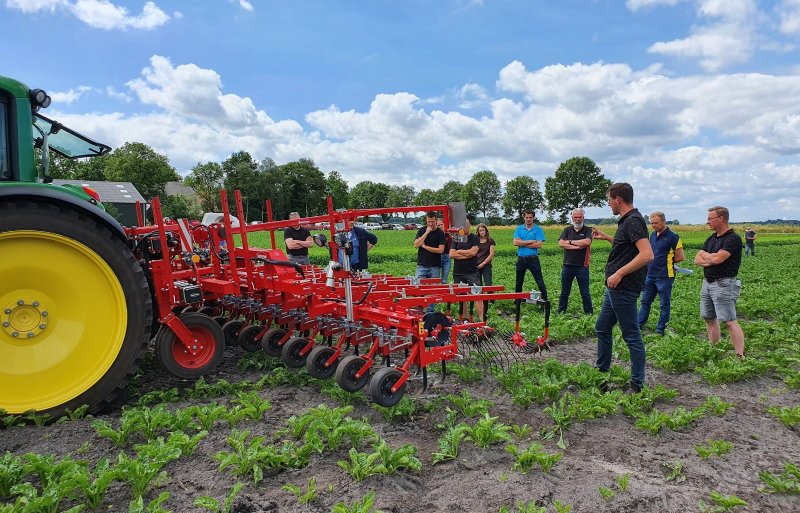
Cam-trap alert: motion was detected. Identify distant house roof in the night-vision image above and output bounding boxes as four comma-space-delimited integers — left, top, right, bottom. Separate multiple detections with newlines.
165, 181, 198, 199
51, 180, 146, 204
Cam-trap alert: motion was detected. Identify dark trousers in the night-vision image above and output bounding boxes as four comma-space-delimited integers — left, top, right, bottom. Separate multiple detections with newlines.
637, 276, 674, 333
515, 256, 547, 300
558, 265, 593, 314
596, 288, 646, 387
745, 242, 755, 256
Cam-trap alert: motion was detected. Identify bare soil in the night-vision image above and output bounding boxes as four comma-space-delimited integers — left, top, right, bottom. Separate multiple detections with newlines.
2, 338, 799, 513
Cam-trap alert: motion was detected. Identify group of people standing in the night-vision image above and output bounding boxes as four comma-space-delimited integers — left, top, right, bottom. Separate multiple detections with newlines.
283, 182, 747, 393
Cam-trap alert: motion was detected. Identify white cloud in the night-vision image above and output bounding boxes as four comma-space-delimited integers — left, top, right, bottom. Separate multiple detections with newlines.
49, 86, 92, 104
53, 56, 800, 222
457, 83, 490, 109
646, 0, 762, 71
625, 0, 686, 11
5, 0, 170, 30
105, 86, 132, 102
777, 0, 800, 34
238, 0, 253, 12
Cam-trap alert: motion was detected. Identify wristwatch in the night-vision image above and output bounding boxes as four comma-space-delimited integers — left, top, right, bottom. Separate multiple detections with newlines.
568, 240, 574, 246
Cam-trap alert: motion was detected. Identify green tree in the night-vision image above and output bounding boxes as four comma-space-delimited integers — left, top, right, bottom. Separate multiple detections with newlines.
102, 142, 179, 199
502, 175, 544, 223
464, 170, 502, 222
545, 156, 611, 223
258, 158, 289, 220
435, 180, 464, 204
72, 155, 108, 181
415, 188, 437, 207
350, 181, 392, 220
281, 158, 328, 217
161, 194, 202, 220
326, 171, 350, 210
222, 151, 260, 221
185, 161, 224, 212
387, 185, 416, 218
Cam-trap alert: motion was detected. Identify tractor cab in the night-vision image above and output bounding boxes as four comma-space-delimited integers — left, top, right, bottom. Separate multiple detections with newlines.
32, 113, 111, 182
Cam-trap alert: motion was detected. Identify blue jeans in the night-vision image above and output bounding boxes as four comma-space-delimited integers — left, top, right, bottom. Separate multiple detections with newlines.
515, 256, 547, 300
745, 242, 755, 256
558, 266, 593, 314
441, 254, 451, 284
596, 288, 646, 387
416, 265, 442, 313
637, 276, 674, 333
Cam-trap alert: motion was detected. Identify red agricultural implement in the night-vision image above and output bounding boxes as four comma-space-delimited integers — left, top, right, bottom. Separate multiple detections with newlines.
124, 190, 552, 406
0, 72, 550, 416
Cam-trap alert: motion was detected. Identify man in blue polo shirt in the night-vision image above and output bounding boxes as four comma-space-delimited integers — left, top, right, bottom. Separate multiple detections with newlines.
513, 209, 548, 299
637, 211, 684, 335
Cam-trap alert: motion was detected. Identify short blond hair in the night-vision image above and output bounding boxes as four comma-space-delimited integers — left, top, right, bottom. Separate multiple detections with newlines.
708, 206, 729, 222
650, 211, 665, 221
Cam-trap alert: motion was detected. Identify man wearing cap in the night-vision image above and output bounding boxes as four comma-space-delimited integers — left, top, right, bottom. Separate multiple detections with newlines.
694, 206, 745, 357
637, 211, 684, 335
744, 226, 757, 256
284, 212, 313, 265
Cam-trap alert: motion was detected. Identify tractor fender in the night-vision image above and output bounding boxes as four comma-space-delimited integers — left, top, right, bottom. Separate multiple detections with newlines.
0, 185, 127, 241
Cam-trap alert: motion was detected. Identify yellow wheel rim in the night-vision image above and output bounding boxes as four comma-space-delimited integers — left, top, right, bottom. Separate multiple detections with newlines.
0, 230, 127, 413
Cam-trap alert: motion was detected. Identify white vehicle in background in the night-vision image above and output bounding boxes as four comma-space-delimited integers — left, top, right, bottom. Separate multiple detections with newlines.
201, 212, 240, 228
364, 222, 382, 230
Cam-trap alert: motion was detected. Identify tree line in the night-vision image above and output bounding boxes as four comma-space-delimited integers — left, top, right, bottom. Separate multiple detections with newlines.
50, 142, 613, 224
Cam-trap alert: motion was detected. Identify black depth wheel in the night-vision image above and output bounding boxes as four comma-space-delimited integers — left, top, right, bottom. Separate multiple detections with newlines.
306, 346, 338, 379
261, 327, 286, 357
212, 315, 228, 327
198, 306, 216, 316
237, 324, 263, 353
335, 355, 370, 392
155, 312, 225, 379
222, 319, 244, 346
369, 367, 406, 407
281, 336, 310, 368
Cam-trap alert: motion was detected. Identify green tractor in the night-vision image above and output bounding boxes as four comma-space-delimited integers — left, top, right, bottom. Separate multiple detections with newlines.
0, 76, 152, 417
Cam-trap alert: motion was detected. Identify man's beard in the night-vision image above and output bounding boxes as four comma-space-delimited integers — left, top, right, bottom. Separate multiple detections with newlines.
573, 221, 584, 230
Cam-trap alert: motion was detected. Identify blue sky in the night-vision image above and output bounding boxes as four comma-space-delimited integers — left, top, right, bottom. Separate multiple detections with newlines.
3, 0, 800, 223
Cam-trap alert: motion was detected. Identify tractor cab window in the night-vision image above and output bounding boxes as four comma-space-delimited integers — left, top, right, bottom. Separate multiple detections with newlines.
0, 100, 8, 180
32, 113, 111, 159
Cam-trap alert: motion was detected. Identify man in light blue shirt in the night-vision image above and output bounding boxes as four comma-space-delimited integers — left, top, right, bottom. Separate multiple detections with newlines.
513, 210, 548, 299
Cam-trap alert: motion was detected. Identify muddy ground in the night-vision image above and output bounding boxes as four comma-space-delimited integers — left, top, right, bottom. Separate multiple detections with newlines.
2, 336, 799, 513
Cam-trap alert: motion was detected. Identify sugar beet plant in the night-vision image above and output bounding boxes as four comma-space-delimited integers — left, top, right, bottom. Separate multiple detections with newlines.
338, 440, 422, 481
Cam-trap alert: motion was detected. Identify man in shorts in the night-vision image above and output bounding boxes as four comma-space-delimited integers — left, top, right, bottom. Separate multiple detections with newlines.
694, 206, 745, 357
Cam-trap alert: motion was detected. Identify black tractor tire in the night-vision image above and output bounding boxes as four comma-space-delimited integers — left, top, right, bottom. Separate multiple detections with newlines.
0, 200, 151, 417
306, 346, 338, 379
335, 355, 370, 393
281, 336, 310, 368
155, 313, 225, 379
212, 315, 228, 327
237, 324, 264, 353
368, 367, 406, 407
261, 327, 287, 357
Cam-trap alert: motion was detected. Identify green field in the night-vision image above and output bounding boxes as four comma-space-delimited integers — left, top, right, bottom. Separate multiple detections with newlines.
246, 225, 800, 387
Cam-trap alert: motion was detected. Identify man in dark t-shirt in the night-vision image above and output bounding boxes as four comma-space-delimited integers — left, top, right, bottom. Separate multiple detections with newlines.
694, 206, 744, 357
283, 212, 313, 265
744, 227, 756, 256
557, 208, 593, 315
591, 183, 653, 393
414, 212, 445, 279
450, 219, 483, 319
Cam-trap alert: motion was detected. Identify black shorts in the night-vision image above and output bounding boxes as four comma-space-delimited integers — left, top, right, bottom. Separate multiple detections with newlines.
453, 272, 480, 286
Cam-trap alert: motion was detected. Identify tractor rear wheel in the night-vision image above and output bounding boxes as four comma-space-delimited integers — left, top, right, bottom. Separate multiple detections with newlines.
368, 367, 406, 407
155, 313, 225, 379
0, 200, 151, 417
